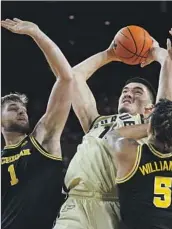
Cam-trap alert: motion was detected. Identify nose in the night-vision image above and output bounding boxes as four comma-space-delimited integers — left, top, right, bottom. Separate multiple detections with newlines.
18, 109, 25, 116
123, 91, 133, 99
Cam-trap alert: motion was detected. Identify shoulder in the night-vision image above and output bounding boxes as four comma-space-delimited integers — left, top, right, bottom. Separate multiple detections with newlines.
116, 137, 139, 151
112, 137, 139, 160
89, 114, 117, 131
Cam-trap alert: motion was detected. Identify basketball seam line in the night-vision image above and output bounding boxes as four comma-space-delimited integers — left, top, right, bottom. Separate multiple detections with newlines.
127, 26, 137, 54
120, 31, 130, 40
117, 41, 147, 58
132, 28, 146, 63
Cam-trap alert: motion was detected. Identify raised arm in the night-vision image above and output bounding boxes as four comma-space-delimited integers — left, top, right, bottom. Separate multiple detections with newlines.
156, 32, 172, 102
71, 41, 120, 133
73, 41, 119, 81
1, 18, 73, 157
141, 31, 172, 102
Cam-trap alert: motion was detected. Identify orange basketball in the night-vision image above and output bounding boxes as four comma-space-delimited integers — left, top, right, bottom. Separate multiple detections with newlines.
113, 25, 153, 65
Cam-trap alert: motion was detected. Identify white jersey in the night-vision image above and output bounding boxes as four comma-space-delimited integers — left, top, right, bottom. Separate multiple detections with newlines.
65, 113, 147, 194
88, 113, 147, 144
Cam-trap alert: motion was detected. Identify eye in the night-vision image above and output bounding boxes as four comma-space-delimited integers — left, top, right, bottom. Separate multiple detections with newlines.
8, 107, 18, 111
135, 91, 142, 95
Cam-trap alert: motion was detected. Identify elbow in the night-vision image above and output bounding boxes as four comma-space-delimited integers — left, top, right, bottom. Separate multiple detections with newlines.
65, 73, 73, 82
64, 68, 74, 81
58, 71, 74, 82
54, 63, 73, 81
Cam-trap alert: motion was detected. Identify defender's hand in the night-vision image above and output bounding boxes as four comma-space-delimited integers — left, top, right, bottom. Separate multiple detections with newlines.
167, 28, 172, 60
169, 28, 172, 36
1, 18, 39, 36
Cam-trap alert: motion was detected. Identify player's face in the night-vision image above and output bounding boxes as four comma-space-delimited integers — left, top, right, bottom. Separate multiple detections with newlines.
118, 82, 153, 115
1, 101, 29, 133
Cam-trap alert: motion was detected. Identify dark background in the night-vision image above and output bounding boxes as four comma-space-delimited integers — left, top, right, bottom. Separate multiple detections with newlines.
2, 1, 172, 164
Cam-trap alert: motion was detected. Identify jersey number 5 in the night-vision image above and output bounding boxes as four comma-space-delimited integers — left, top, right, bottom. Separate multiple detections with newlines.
8, 164, 19, 186
153, 176, 172, 208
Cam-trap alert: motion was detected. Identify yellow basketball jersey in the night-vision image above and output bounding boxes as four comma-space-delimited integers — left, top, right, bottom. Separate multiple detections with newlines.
65, 113, 147, 195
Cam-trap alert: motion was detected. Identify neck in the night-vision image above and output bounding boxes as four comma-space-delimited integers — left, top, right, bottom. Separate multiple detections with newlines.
2, 130, 26, 147
148, 137, 171, 153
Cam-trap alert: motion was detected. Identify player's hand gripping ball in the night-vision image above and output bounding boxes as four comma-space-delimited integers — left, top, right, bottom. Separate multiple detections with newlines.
113, 25, 153, 65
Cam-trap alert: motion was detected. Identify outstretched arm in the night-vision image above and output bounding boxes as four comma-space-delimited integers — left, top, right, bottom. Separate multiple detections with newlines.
142, 30, 172, 102
104, 126, 139, 174
1, 18, 73, 157
156, 31, 172, 102
104, 123, 147, 151
72, 41, 120, 133
115, 123, 148, 140
73, 41, 120, 81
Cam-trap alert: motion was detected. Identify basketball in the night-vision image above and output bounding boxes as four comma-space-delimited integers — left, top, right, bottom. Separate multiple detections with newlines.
113, 25, 153, 65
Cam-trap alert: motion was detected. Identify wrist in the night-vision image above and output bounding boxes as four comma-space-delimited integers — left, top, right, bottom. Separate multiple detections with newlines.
100, 50, 114, 65
28, 26, 42, 38
105, 48, 119, 62
154, 48, 168, 65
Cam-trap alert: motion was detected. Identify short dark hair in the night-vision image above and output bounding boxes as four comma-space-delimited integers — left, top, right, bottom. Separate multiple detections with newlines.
150, 99, 172, 150
1, 92, 28, 109
124, 77, 156, 104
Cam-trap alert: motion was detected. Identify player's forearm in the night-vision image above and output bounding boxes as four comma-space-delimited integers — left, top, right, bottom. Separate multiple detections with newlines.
117, 124, 148, 140
156, 54, 172, 102
73, 50, 113, 81
30, 28, 72, 81
72, 76, 99, 133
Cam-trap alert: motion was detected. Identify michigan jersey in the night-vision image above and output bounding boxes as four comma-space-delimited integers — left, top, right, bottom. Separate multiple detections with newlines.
1, 135, 64, 229
117, 144, 172, 229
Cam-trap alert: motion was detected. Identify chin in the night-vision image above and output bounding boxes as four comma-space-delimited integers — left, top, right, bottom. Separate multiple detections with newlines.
6, 123, 30, 134
118, 105, 133, 114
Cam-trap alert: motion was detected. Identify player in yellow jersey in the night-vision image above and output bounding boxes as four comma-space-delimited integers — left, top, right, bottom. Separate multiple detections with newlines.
107, 31, 172, 229
1, 18, 73, 229
104, 41, 172, 228
54, 32, 171, 228
105, 98, 172, 229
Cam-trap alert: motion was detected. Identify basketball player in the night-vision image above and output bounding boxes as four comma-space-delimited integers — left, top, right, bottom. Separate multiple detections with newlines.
105, 99, 172, 229
1, 18, 73, 229
104, 40, 172, 229
54, 31, 172, 229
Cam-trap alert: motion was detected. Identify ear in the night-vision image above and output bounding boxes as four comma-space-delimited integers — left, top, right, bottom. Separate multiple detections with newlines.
144, 104, 154, 117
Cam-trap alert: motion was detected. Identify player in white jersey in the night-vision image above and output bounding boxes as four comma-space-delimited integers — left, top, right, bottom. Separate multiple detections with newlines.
54, 34, 171, 229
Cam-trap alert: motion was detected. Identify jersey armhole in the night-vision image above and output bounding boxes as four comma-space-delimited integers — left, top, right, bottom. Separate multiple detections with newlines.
88, 115, 102, 132
29, 135, 62, 161
116, 144, 142, 184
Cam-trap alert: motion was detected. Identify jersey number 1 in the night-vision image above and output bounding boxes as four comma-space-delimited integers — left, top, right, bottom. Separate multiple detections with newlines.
99, 126, 111, 138
153, 176, 172, 208
8, 164, 19, 186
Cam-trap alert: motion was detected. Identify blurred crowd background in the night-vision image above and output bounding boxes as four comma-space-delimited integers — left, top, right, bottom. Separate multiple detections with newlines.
2, 1, 172, 166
